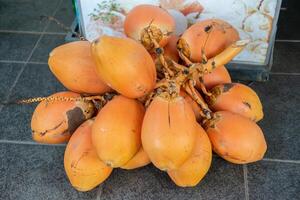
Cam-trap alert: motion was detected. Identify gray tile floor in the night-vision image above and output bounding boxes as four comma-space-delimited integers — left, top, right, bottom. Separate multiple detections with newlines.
0, 0, 299, 200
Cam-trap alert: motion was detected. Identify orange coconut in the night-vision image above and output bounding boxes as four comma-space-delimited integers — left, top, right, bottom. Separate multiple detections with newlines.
164, 35, 180, 62
31, 91, 94, 144
178, 19, 240, 62
206, 83, 263, 122
142, 95, 197, 171
205, 111, 267, 164
92, 95, 145, 168
92, 36, 156, 98
64, 119, 112, 192
196, 65, 231, 90
121, 147, 151, 170
180, 2, 204, 16
124, 4, 175, 50
48, 41, 111, 95
168, 124, 212, 187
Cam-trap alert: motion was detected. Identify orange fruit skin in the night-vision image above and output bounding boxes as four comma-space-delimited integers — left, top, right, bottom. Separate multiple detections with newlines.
142, 96, 197, 171
64, 119, 113, 192
180, 90, 203, 122
208, 83, 263, 122
31, 91, 94, 144
92, 36, 156, 98
124, 4, 175, 48
180, 19, 239, 62
206, 111, 267, 164
164, 35, 180, 62
180, 2, 204, 16
92, 95, 145, 168
48, 41, 111, 95
168, 124, 212, 187
121, 147, 151, 170
196, 65, 231, 90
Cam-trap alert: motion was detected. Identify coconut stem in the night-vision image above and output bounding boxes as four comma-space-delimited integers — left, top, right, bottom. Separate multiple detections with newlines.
13, 92, 116, 106
16, 96, 100, 104
196, 39, 249, 74
184, 80, 212, 120
145, 27, 174, 79
179, 51, 193, 66
198, 77, 212, 96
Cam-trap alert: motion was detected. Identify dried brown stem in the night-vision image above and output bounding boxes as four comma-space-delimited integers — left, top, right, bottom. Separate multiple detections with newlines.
14, 93, 115, 105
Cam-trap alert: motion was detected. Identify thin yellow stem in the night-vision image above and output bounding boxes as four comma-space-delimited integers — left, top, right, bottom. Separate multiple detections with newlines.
146, 27, 174, 78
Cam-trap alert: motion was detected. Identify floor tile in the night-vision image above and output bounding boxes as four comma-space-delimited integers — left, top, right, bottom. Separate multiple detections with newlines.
30, 34, 66, 63
0, 143, 98, 200
0, 0, 61, 31
0, 144, 8, 200
101, 157, 245, 200
0, 63, 65, 141
0, 63, 24, 101
0, 33, 40, 61
252, 75, 300, 160
9, 63, 65, 100
0, 104, 36, 141
248, 161, 300, 200
45, 0, 75, 33
272, 42, 300, 73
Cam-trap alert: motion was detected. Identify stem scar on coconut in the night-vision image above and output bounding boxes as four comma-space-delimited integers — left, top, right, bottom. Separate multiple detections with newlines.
11, 92, 116, 144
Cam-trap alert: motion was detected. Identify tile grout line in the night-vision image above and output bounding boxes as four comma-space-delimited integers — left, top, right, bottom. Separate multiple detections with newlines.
0, 30, 67, 35
0, 139, 66, 147
0, 60, 48, 65
262, 158, 300, 164
270, 72, 300, 76
243, 164, 250, 200
0, 35, 43, 105
0, 60, 27, 64
1, 137, 300, 165
0, 60, 47, 65
0, 0, 64, 108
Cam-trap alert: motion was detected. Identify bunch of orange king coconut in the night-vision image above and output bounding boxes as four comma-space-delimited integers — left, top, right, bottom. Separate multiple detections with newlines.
29, 5, 267, 191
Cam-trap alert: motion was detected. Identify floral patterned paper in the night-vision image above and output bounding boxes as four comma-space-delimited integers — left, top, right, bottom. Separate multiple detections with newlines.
77, 0, 279, 64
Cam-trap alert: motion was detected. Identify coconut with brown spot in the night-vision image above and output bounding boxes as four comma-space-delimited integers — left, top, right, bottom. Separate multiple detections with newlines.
31, 91, 94, 144
205, 111, 267, 164
206, 83, 263, 122
178, 19, 240, 62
